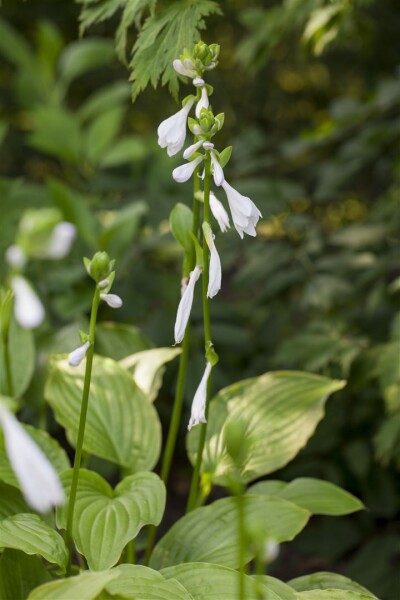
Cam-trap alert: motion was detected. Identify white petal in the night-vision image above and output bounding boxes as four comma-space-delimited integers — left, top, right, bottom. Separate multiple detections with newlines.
210, 151, 225, 186
174, 266, 202, 343
100, 293, 123, 309
203, 225, 222, 298
195, 87, 209, 119
210, 192, 230, 233
221, 180, 262, 238
183, 140, 203, 159
5, 244, 26, 269
172, 156, 203, 183
46, 222, 76, 259
173, 59, 194, 77
68, 341, 90, 367
11, 276, 45, 330
0, 405, 64, 513
188, 362, 212, 430
157, 99, 195, 157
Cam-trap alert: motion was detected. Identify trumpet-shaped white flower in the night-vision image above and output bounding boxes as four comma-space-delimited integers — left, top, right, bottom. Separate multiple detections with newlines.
183, 140, 203, 160
0, 404, 64, 513
46, 222, 76, 259
11, 275, 45, 330
203, 223, 221, 298
100, 293, 123, 309
68, 340, 90, 367
210, 192, 230, 232
221, 180, 262, 239
158, 98, 195, 157
195, 86, 209, 119
174, 266, 202, 344
188, 362, 212, 430
172, 156, 204, 183
173, 58, 196, 78
210, 151, 225, 186
5, 244, 26, 269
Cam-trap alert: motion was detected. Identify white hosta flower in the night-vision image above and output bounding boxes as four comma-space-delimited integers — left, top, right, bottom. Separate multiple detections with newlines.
174, 266, 202, 344
0, 405, 64, 513
173, 58, 196, 78
183, 140, 203, 159
11, 275, 45, 330
203, 223, 221, 298
5, 244, 26, 269
263, 540, 280, 564
100, 293, 123, 309
210, 151, 225, 186
210, 192, 230, 232
158, 98, 195, 157
195, 86, 210, 119
188, 362, 212, 430
68, 340, 90, 367
172, 156, 204, 183
46, 222, 76, 259
221, 180, 262, 239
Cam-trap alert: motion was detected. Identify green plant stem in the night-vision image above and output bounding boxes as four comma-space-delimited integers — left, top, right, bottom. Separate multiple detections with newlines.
186, 153, 212, 513
65, 286, 100, 574
4, 336, 14, 398
143, 169, 201, 566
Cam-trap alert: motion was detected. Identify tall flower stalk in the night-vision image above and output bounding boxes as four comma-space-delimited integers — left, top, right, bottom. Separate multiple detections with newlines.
65, 252, 121, 572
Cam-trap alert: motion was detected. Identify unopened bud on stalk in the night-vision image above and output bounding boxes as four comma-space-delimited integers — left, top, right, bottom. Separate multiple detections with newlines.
84, 252, 115, 283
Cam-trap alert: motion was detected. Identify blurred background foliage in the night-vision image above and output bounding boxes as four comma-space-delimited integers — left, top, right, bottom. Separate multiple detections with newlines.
0, 0, 399, 598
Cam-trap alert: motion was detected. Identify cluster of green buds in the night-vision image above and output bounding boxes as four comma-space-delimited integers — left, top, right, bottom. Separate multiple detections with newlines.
173, 41, 220, 79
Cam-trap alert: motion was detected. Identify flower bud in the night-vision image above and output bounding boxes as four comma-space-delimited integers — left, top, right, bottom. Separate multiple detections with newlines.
68, 341, 90, 367
100, 293, 123, 309
84, 252, 115, 282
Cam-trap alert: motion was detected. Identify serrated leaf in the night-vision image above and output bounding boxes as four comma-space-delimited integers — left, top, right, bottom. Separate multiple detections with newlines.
104, 563, 194, 599
129, 1, 222, 100
248, 478, 364, 516
0, 549, 53, 600
116, 0, 157, 63
28, 570, 119, 600
78, 0, 123, 35
121, 347, 181, 402
57, 470, 165, 571
187, 371, 345, 486
161, 563, 280, 600
0, 424, 69, 490
0, 316, 35, 398
0, 481, 30, 519
0, 513, 68, 572
45, 355, 161, 472
288, 573, 376, 597
150, 494, 309, 570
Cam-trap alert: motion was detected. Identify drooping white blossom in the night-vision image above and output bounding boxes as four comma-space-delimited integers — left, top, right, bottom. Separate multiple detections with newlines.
68, 340, 90, 367
46, 222, 77, 259
221, 180, 262, 239
5, 244, 26, 269
195, 86, 210, 119
11, 275, 45, 330
100, 293, 123, 309
210, 151, 225, 186
158, 98, 195, 157
0, 404, 64, 513
173, 58, 196, 78
174, 266, 202, 344
188, 362, 212, 430
210, 192, 230, 232
172, 156, 204, 183
203, 223, 221, 298
183, 140, 203, 160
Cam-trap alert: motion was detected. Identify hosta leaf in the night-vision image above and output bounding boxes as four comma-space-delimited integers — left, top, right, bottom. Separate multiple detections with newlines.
95, 323, 151, 360
161, 563, 279, 600
121, 347, 181, 402
295, 592, 376, 600
0, 425, 69, 489
0, 316, 35, 398
0, 549, 52, 600
103, 563, 194, 599
288, 573, 376, 597
0, 481, 30, 519
150, 495, 309, 570
57, 470, 165, 570
0, 513, 68, 571
130, 0, 222, 99
187, 371, 345, 486
28, 570, 119, 599
45, 355, 161, 471
248, 478, 364, 516
253, 576, 297, 600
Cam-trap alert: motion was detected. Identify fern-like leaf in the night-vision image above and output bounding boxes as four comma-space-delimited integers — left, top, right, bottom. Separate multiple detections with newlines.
116, 0, 157, 64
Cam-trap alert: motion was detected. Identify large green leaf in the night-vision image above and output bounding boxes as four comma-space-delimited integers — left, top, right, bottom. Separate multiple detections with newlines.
45, 355, 161, 471
28, 570, 119, 600
57, 470, 165, 570
253, 576, 297, 600
0, 481, 29, 519
187, 371, 345, 486
0, 425, 69, 490
288, 573, 376, 597
295, 592, 376, 600
248, 478, 363, 516
102, 563, 194, 599
0, 513, 68, 572
161, 563, 280, 600
0, 549, 53, 600
0, 316, 35, 398
121, 347, 181, 402
150, 495, 309, 570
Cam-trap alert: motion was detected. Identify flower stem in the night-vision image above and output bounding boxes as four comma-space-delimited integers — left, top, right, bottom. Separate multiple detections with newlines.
65, 285, 100, 573
143, 169, 201, 566
186, 153, 212, 513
